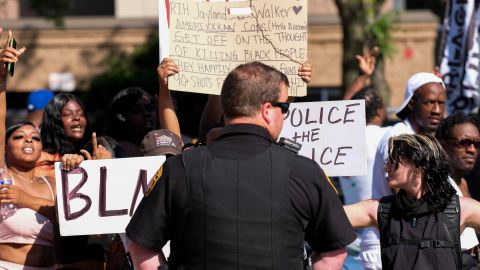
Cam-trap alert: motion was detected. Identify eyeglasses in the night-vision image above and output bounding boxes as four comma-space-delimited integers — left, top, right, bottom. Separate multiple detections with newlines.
447, 138, 480, 149
271, 102, 290, 114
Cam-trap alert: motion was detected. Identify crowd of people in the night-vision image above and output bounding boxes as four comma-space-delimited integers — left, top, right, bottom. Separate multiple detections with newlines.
3, 22, 480, 270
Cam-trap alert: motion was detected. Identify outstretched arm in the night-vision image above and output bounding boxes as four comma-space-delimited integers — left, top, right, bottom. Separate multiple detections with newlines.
343, 47, 378, 100
158, 58, 181, 138
343, 199, 379, 228
0, 29, 27, 168
460, 197, 480, 232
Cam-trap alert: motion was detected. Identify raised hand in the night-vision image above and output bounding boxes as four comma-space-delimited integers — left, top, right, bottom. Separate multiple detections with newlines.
0, 29, 27, 79
355, 46, 379, 77
298, 62, 312, 84
80, 132, 112, 160
157, 58, 180, 85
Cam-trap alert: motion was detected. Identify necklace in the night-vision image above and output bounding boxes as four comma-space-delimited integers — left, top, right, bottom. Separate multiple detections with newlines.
8, 169, 35, 183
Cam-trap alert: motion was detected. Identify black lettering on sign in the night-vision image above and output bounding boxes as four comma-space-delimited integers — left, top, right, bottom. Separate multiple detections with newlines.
334, 146, 353, 165
344, 103, 360, 123
328, 107, 341, 123
61, 168, 92, 221
99, 166, 128, 217
311, 146, 354, 166
129, 170, 149, 216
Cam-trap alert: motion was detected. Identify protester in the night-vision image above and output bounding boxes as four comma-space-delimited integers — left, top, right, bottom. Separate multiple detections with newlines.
343, 47, 379, 100
37, 93, 92, 179
436, 112, 480, 268
0, 29, 57, 270
140, 129, 183, 157
337, 47, 385, 270
126, 61, 355, 270
345, 133, 480, 269
371, 72, 446, 200
107, 87, 158, 157
339, 87, 390, 269
35, 93, 104, 270
26, 89, 54, 128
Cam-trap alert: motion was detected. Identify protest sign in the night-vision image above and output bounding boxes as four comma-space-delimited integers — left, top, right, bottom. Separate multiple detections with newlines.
167, 0, 308, 96
55, 156, 166, 236
279, 100, 366, 176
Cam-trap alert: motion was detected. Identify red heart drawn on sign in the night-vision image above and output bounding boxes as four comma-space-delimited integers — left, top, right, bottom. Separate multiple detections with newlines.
293, 6, 302, 15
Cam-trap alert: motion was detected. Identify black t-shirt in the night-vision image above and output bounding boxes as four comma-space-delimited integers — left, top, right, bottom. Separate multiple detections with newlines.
126, 124, 355, 255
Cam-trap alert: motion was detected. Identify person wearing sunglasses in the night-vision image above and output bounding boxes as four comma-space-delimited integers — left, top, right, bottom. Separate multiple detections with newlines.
436, 111, 480, 268
126, 61, 355, 270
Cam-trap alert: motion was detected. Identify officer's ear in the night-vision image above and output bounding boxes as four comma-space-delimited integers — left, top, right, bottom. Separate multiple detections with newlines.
261, 102, 274, 124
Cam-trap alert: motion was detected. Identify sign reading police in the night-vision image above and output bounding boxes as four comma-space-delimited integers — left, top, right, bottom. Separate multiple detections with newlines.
55, 156, 166, 236
279, 100, 366, 176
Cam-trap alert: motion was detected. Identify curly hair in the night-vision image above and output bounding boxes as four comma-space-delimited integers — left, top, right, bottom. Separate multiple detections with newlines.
387, 133, 455, 212
40, 93, 92, 155
351, 87, 384, 124
435, 111, 480, 142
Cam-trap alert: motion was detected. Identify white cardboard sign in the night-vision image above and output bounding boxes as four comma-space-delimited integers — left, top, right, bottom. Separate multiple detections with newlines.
55, 156, 166, 236
280, 100, 366, 176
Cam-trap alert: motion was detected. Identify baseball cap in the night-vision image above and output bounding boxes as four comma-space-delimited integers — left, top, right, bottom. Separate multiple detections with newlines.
27, 89, 54, 111
141, 129, 183, 156
396, 73, 445, 119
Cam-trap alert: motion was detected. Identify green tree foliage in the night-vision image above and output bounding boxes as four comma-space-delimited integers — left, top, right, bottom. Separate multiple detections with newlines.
31, 0, 71, 27
334, 0, 394, 104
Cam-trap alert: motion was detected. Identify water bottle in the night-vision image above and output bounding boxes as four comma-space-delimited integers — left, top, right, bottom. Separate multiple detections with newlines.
0, 168, 16, 220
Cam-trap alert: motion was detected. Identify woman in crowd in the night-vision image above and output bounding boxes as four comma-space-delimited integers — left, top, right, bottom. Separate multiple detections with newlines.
0, 30, 57, 270
36, 93, 104, 270
36, 93, 92, 179
344, 133, 480, 269
106, 87, 157, 157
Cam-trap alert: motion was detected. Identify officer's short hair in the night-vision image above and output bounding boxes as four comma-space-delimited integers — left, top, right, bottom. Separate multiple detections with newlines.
221, 61, 289, 118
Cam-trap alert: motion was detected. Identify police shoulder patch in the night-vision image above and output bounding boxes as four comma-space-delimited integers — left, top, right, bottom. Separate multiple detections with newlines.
146, 165, 163, 197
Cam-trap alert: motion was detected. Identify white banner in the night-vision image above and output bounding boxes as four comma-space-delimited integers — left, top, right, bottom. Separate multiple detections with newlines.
438, 0, 480, 113
55, 156, 166, 236
279, 100, 366, 176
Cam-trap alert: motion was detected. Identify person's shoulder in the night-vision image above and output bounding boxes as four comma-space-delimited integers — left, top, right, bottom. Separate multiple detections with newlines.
291, 154, 325, 179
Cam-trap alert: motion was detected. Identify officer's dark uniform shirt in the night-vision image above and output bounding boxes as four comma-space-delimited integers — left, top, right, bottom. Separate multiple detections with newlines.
126, 124, 356, 269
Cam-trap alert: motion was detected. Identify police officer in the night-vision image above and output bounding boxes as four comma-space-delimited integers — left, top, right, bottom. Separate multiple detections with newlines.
126, 61, 356, 270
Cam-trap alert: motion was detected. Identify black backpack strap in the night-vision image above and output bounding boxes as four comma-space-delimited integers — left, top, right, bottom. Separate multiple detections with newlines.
377, 195, 395, 246
438, 194, 462, 270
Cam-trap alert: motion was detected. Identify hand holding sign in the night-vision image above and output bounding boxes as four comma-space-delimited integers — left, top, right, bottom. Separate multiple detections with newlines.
297, 62, 312, 84
158, 58, 180, 85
